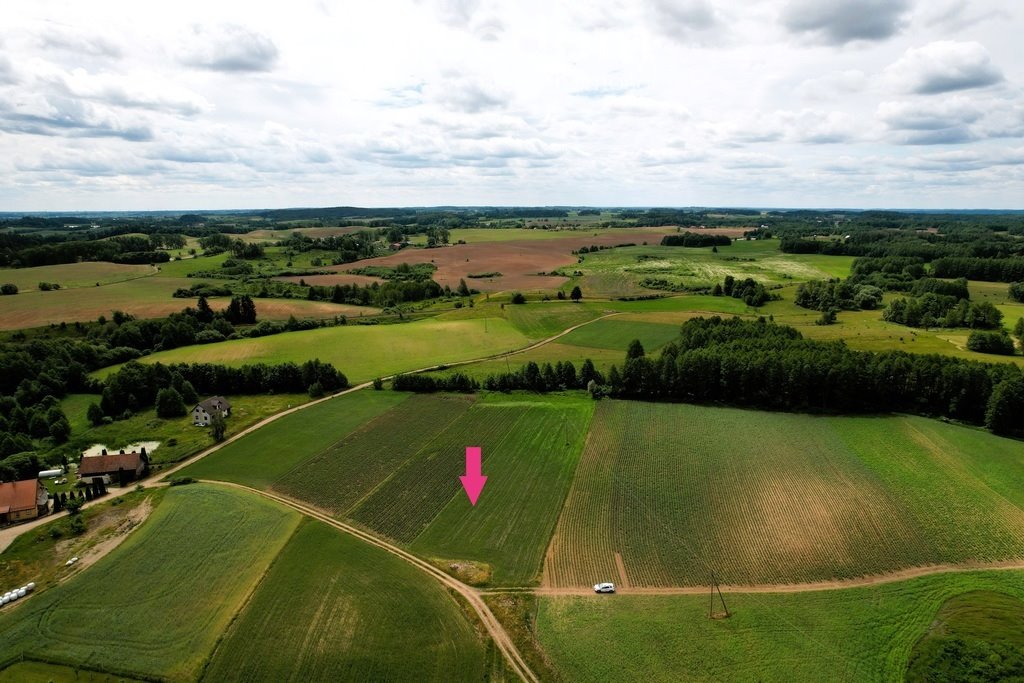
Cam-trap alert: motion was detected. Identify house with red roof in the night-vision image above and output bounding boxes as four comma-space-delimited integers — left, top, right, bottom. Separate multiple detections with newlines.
0, 479, 49, 524
79, 448, 149, 484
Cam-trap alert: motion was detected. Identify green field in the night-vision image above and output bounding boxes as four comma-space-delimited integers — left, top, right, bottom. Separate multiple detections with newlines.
0, 261, 156, 290
0, 661, 144, 683
410, 395, 594, 585
534, 570, 1024, 682
906, 590, 1024, 681
108, 317, 531, 383
178, 390, 408, 488
545, 401, 1024, 588
503, 302, 605, 338
566, 240, 854, 298
201, 520, 492, 682
0, 484, 300, 682
559, 318, 680, 352
273, 394, 475, 516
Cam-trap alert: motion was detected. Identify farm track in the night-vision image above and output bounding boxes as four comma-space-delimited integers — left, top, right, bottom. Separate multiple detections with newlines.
509, 558, 1024, 596
215, 482, 539, 683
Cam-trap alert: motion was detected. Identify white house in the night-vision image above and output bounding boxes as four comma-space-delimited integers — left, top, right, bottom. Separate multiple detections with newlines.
192, 396, 232, 427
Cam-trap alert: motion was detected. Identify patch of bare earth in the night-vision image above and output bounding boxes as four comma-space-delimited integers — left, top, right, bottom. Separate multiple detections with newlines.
331, 230, 687, 293
58, 496, 155, 581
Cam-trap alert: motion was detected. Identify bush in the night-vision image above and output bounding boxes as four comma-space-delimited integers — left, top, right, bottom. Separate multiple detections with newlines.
169, 476, 196, 486
511, 292, 526, 304
0, 283, 18, 295
967, 330, 1016, 355
372, 377, 384, 390
155, 387, 187, 418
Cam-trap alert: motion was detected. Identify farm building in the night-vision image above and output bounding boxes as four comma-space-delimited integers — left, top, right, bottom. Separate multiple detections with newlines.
0, 479, 49, 524
79, 448, 149, 484
193, 396, 232, 426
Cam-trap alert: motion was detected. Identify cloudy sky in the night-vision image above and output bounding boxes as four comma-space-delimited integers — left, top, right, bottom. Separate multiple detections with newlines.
1, 0, 1022, 210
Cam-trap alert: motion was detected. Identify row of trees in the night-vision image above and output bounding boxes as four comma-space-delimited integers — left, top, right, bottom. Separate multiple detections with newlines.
482, 359, 603, 393
600, 317, 1024, 435
98, 359, 346, 420
882, 295, 1003, 329
660, 232, 732, 248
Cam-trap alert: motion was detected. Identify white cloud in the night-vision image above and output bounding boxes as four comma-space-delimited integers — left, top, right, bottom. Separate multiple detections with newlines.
886, 41, 1003, 95
781, 0, 912, 45
0, 0, 1021, 209
179, 24, 279, 73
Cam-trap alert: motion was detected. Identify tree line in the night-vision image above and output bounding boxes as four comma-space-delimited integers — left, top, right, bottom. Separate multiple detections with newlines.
600, 316, 1024, 436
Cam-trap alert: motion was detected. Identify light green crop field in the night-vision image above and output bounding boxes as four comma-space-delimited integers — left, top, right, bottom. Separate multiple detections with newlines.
559, 318, 680, 352
201, 520, 492, 682
566, 240, 854, 298
545, 401, 1024, 588
177, 390, 408, 488
503, 302, 605, 338
0, 262, 156, 290
0, 484, 301, 682
534, 570, 1024, 683
411, 395, 595, 585
116, 317, 531, 383
273, 394, 475, 516
61, 393, 309, 466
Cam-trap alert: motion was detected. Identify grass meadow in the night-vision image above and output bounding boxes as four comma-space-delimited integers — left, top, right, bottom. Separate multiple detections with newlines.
111, 317, 531, 383
535, 570, 1024, 683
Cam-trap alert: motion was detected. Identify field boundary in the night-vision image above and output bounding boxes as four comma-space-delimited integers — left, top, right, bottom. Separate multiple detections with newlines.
514, 558, 1024, 596
0, 312, 619, 555
211, 481, 539, 683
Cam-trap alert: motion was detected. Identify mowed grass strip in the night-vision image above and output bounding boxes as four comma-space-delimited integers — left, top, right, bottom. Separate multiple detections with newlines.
535, 570, 1024, 683
546, 401, 1024, 588
412, 396, 596, 585
559, 318, 680, 353
272, 394, 475, 516
113, 317, 530, 383
201, 521, 489, 683
349, 403, 533, 543
0, 484, 301, 682
177, 390, 409, 488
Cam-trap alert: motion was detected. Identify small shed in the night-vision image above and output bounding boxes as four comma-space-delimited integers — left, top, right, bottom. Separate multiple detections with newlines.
192, 396, 232, 427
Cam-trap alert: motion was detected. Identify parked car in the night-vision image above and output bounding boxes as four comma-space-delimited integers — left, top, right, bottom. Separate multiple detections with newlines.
593, 582, 616, 594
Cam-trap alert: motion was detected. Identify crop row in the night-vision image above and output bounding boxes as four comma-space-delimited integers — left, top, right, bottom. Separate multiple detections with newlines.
272, 394, 474, 516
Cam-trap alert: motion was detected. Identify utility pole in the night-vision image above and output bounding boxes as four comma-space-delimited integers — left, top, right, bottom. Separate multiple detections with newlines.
709, 572, 730, 619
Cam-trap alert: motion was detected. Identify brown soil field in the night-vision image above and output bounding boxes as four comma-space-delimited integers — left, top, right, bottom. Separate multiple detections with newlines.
331, 228, 724, 293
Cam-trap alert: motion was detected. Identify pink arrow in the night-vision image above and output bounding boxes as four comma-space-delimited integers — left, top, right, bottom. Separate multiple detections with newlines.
459, 446, 487, 506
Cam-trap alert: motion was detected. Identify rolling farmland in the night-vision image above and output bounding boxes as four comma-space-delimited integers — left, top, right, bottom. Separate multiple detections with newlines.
0, 485, 300, 682
272, 394, 475, 516
202, 521, 491, 682
112, 317, 531, 383
177, 390, 409, 488
411, 396, 595, 585
558, 318, 680, 352
545, 401, 1024, 588
535, 570, 1024, 683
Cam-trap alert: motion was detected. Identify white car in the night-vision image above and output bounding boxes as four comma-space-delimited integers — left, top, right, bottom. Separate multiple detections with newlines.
593, 582, 616, 594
